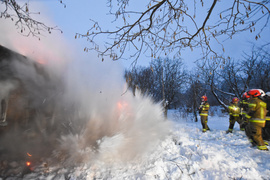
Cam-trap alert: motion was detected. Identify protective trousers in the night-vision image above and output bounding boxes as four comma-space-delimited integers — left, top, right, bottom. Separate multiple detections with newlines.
229, 115, 244, 131
245, 121, 265, 146
200, 115, 209, 132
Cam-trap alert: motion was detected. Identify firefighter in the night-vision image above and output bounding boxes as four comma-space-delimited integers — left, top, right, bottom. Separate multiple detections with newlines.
227, 97, 244, 133
239, 92, 251, 128
199, 95, 210, 132
262, 92, 270, 141
245, 89, 268, 151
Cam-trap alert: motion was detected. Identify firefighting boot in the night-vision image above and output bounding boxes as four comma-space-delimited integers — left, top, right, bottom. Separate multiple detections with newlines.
264, 141, 269, 146
226, 129, 233, 134
257, 145, 269, 151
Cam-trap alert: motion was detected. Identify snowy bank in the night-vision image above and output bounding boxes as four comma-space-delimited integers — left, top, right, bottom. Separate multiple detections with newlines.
19, 110, 270, 180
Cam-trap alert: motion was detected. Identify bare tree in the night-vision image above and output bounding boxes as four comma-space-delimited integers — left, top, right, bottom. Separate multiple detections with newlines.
185, 73, 204, 122
125, 58, 187, 117
125, 66, 155, 96
196, 43, 270, 112
2, 1, 269, 64
152, 58, 188, 117
76, 0, 270, 63
217, 59, 244, 98
241, 44, 270, 91
196, 56, 231, 110
0, 0, 65, 37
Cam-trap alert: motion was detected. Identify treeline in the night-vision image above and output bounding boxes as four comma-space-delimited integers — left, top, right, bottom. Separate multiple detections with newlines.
125, 45, 270, 120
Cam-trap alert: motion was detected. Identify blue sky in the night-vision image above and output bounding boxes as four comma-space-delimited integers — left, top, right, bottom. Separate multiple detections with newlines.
45, 0, 269, 68
2, 0, 270, 69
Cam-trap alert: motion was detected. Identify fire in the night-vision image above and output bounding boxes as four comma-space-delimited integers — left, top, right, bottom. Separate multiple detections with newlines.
117, 101, 128, 110
26, 153, 32, 168
26, 161, 31, 166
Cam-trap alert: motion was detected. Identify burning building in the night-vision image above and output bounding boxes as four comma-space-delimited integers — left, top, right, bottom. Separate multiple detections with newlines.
0, 45, 55, 131
0, 44, 169, 178
0, 44, 65, 172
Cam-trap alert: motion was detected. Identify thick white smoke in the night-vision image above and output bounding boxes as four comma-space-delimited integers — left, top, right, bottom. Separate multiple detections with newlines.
55, 89, 170, 165
53, 57, 171, 165
0, 9, 171, 167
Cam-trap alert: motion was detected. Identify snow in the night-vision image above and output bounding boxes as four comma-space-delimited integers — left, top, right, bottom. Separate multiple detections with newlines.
20, 110, 270, 180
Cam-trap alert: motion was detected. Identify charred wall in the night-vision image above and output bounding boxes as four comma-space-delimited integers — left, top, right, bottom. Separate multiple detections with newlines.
0, 45, 60, 162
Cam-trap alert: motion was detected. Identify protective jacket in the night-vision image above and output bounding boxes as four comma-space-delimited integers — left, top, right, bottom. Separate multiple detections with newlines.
199, 101, 210, 132
199, 102, 210, 116
228, 103, 240, 117
245, 97, 267, 150
240, 99, 248, 116
239, 99, 250, 122
227, 102, 244, 132
248, 97, 267, 123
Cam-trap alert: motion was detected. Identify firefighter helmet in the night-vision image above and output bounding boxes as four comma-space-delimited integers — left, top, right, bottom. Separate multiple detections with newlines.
242, 92, 250, 99
257, 89, 266, 97
247, 89, 262, 97
232, 97, 239, 103
201, 95, 207, 101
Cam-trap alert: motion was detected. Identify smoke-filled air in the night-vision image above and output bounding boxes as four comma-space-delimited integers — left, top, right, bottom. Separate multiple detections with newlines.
0, 18, 170, 171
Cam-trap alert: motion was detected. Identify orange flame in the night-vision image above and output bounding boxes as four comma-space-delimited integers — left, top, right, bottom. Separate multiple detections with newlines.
27, 153, 32, 157
26, 161, 31, 166
117, 101, 128, 110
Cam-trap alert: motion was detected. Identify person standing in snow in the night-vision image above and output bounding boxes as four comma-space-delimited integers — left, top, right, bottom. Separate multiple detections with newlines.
262, 92, 270, 141
227, 97, 244, 133
239, 92, 251, 128
198, 95, 210, 132
245, 89, 268, 151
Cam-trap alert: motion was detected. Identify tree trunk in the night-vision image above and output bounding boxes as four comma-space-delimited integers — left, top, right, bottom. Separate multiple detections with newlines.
161, 65, 167, 118
193, 99, 198, 122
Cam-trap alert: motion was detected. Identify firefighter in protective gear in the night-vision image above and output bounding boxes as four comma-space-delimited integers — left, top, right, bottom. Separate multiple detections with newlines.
262, 92, 270, 141
245, 89, 268, 151
239, 92, 251, 127
227, 97, 244, 133
199, 95, 210, 132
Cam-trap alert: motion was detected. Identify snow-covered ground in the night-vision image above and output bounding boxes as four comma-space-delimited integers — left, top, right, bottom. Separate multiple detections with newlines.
20, 110, 270, 180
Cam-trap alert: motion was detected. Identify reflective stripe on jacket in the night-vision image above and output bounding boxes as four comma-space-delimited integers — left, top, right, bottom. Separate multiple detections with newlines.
199, 102, 210, 116
248, 97, 267, 123
228, 103, 240, 117
240, 100, 249, 115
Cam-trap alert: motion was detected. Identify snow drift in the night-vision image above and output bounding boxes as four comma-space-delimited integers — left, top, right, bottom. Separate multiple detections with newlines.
55, 90, 170, 166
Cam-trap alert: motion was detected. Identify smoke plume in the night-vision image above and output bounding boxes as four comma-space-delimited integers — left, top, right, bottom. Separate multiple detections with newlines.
0, 16, 170, 168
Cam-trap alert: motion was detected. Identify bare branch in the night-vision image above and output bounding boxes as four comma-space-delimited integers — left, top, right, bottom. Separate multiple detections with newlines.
0, 0, 64, 38
76, 0, 270, 63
